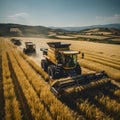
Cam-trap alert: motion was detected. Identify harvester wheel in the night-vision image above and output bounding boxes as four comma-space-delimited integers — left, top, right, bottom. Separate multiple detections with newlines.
75, 64, 81, 75
33, 49, 36, 53
41, 59, 48, 72
48, 65, 56, 79
23, 48, 26, 53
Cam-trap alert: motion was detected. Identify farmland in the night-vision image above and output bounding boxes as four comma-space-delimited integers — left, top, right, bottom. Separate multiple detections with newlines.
0, 37, 120, 120
49, 27, 120, 44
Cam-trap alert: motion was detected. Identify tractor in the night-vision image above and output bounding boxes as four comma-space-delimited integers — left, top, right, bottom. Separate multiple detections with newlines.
11, 38, 21, 46
23, 42, 36, 54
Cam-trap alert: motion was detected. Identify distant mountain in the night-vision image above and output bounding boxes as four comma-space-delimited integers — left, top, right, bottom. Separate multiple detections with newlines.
0, 23, 48, 37
0, 23, 120, 37
0, 23, 66, 37
51, 24, 120, 31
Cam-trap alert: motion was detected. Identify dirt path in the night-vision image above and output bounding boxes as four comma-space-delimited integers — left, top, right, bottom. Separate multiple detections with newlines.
18, 38, 48, 66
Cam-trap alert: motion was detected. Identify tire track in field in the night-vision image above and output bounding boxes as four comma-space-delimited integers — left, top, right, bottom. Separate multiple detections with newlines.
7, 53, 34, 120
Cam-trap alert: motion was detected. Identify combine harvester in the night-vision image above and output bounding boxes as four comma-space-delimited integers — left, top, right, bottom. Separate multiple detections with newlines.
23, 42, 36, 54
10, 38, 21, 46
40, 42, 111, 97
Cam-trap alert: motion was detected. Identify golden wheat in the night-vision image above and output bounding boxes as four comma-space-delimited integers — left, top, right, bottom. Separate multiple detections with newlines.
1, 37, 120, 120
95, 95, 120, 116
2, 51, 22, 120
20, 52, 49, 81
84, 56, 120, 70
82, 53, 120, 65
77, 99, 113, 120
79, 59, 120, 80
8, 50, 52, 120
114, 89, 120, 98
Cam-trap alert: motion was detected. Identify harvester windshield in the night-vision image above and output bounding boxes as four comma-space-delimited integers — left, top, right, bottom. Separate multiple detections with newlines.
59, 50, 79, 68
26, 44, 35, 49
64, 54, 77, 68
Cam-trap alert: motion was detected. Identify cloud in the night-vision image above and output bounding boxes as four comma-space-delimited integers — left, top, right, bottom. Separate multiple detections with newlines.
8, 12, 30, 24
9, 12, 29, 19
95, 14, 120, 24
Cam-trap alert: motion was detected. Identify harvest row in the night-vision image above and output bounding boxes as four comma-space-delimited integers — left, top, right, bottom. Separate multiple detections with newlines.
79, 59, 120, 81
2, 51, 22, 120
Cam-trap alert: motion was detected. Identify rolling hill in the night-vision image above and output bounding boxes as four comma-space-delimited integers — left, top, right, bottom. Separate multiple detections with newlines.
53, 24, 120, 31
0, 23, 120, 44
0, 23, 120, 37
79, 27, 120, 35
0, 23, 66, 37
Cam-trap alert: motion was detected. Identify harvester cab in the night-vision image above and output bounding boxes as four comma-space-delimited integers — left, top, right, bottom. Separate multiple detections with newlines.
40, 42, 111, 97
23, 42, 36, 54
40, 42, 81, 78
58, 50, 80, 69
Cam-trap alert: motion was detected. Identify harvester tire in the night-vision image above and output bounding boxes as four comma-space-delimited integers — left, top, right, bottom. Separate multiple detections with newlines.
41, 60, 48, 72
48, 65, 56, 79
23, 48, 26, 53
33, 49, 36, 53
75, 64, 81, 75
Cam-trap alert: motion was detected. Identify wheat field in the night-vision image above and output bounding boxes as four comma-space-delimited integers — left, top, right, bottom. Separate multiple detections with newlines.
0, 37, 120, 120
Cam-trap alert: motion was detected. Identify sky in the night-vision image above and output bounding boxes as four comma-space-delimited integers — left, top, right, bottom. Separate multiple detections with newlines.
0, 0, 120, 27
